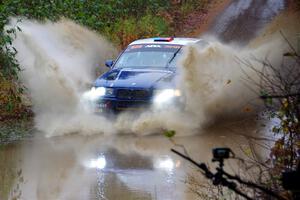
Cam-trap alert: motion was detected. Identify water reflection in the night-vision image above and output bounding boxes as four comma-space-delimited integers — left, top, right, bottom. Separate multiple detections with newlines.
12, 134, 186, 200
85, 155, 106, 169
84, 148, 179, 199
154, 157, 175, 171
0, 118, 263, 200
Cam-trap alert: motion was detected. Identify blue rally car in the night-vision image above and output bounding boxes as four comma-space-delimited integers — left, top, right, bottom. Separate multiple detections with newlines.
91, 37, 204, 112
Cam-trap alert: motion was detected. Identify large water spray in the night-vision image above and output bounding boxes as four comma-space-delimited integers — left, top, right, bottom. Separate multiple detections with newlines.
10, 19, 289, 137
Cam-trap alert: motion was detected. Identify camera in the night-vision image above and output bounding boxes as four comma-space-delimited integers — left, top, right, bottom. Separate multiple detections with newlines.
213, 148, 231, 160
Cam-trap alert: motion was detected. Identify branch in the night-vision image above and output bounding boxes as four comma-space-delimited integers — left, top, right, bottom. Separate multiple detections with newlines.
260, 93, 300, 99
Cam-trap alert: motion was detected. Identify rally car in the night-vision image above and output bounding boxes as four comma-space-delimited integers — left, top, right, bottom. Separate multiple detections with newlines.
90, 37, 206, 112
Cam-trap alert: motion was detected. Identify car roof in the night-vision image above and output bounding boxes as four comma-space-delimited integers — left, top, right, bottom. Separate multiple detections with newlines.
129, 37, 203, 46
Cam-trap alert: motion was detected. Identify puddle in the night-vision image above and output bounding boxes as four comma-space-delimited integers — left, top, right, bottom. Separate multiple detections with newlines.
0, 118, 266, 200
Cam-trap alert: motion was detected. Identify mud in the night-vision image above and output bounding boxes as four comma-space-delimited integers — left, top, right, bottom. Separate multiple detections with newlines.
209, 0, 286, 44
1, 119, 264, 200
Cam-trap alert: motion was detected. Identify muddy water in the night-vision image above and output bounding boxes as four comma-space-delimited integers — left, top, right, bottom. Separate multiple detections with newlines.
0, 0, 287, 199
209, 0, 286, 44
0, 119, 266, 200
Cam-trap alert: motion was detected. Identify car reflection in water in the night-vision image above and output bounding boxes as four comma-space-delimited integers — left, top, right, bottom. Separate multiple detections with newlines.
83, 148, 182, 200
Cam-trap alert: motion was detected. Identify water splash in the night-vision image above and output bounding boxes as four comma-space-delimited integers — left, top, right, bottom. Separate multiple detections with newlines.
10, 19, 290, 137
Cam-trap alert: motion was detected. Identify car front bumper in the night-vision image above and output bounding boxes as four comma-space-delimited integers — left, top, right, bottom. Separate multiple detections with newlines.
96, 98, 151, 113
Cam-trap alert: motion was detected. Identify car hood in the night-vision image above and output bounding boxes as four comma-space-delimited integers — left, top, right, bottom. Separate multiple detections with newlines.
95, 68, 175, 89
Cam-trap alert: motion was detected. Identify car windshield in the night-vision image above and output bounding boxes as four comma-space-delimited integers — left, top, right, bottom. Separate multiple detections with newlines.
114, 44, 182, 68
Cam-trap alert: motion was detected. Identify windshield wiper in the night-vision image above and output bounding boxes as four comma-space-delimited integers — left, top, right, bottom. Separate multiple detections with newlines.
168, 46, 182, 64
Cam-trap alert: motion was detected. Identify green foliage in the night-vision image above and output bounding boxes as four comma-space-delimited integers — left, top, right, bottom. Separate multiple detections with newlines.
164, 130, 176, 138
104, 13, 169, 48
0, 0, 170, 43
0, 0, 173, 78
180, 0, 209, 14
0, 0, 210, 118
0, 4, 23, 115
0, 0, 172, 117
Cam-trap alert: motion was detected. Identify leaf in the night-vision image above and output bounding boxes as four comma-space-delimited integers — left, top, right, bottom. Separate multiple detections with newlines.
244, 147, 252, 157
164, 130, 176, 138
266, 97, 273, 105
272, 126, 281, 134
260, 90, 268, 96
270, 112, 276, 118
283, 99, 288, 108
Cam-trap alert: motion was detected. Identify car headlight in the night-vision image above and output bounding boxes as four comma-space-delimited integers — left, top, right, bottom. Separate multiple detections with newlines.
153, 89, 181, 104
82, 87, 113, 102
91, 87, 106, 97
91, 87, 114, 97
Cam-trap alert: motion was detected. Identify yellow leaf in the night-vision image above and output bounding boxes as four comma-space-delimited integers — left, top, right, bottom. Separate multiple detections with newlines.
244, 147, 252, 157
283, 100, 288, 108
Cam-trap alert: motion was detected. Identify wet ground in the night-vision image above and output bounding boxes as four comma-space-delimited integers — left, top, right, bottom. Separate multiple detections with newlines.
0, 0, 287, 199
0, 120, 33, 144
1, 119, 265, 200
209, 0, 286, 44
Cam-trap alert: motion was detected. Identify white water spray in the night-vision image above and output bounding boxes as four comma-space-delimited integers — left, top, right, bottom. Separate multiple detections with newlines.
10, 19, 290, 137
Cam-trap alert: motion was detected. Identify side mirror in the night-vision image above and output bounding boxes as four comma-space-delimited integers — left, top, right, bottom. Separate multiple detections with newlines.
105, 60, 114, 68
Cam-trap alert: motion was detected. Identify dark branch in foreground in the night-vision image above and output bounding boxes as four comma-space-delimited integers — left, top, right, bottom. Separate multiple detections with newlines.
260, 93, 300, 99
171, 148, 287, 200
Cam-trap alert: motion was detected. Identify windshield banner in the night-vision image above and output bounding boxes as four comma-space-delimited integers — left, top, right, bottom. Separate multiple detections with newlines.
126, 44, 182, 52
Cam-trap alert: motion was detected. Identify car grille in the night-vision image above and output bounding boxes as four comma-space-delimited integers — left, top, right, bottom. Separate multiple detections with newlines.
116, 89, 150, 100
115, 100, 149, 110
